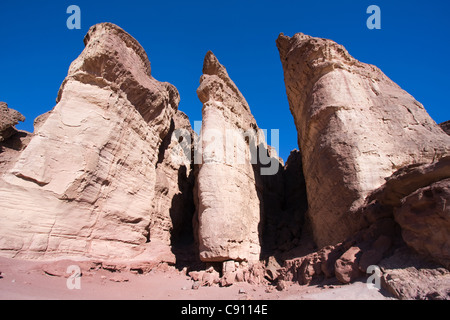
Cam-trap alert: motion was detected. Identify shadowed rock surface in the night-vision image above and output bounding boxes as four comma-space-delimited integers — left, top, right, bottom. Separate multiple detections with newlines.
394, 178, 450, 269
195, 51, 284, 263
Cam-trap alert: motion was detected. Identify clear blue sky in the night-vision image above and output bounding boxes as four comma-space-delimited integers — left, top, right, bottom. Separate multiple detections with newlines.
1, 0, 449, 161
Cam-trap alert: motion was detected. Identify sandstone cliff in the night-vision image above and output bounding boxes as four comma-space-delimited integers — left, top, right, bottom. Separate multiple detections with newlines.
0, 23, 193, 262
276, 33, 450, 248
0, 24, 449, 299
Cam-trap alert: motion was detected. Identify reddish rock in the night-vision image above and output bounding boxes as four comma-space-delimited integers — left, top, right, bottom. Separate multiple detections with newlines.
298, 254, 321, 285
235, 268, 245, 282
440, 121, 450, 135
195, 51, 283, 263
367, 156, 450, 208
264, 256, 282, 282
220, 272, 236, 287
394, 178, 450, 269
363, 218, 396, 242
335, 246, 363, 284
247, 263, 266, 285
201, 268, 220, 286
276, 280, 287, 291
358, 235, 392, 274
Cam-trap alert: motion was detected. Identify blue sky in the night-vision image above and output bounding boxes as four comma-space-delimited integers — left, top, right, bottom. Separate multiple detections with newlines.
1, 0, 449, 161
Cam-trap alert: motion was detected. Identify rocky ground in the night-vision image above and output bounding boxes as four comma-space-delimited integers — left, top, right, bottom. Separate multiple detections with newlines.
0, 257, 392, 300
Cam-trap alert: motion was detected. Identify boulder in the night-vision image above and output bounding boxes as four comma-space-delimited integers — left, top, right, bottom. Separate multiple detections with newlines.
364, 158, 450, 268
367, 156, 450, 207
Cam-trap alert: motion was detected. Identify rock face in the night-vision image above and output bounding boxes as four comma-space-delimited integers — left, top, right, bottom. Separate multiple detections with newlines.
363, 157, 450, 268
440, 121, 450, 135
0, 25, 449, 299
0, 102, 25, 142
195, 51, 283, 263
151, 110, 196, 250
367, 156, 450, 207
380, 247, 450, 300
0, 131, 32, 177
0, 103, 30, 175
262, 149, 307, 254
334, 246, 363, 284
276, 33, 450, 247
0, 23, 192, 261
394, 178, 450, 269
276, 155, 450, 295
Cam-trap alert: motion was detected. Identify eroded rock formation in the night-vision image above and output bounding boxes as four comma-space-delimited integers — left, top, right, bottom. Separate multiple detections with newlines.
0, 102, 25, 142
0, 23, 193, 261
364, 157, 450, 269
394, 179, 450, 269
380, 247, 450, 300
0, 25, 449, 299
0, 103, 30, 175
151, 109, 197, 260
276, 32, 450, 247
272, 153, 450, 299
195, 51, 284, 263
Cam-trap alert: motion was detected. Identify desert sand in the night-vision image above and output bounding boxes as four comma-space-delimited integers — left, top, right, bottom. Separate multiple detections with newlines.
0, 257, 392, 300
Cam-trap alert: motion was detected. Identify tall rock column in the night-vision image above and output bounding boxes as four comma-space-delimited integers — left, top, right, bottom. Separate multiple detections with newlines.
195, 51, 282, 263
276, 33, 450, 247
0, 23, 190, 261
